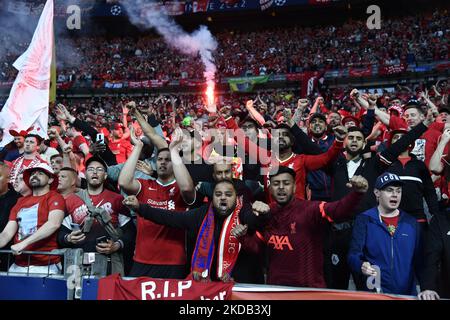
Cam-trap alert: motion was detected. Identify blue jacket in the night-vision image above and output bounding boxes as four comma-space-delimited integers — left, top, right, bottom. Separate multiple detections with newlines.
348, 207, 422, 295
306, 134, 334, 201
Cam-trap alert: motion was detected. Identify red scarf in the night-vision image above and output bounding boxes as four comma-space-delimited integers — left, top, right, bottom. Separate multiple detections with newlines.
191, 196, 243, 282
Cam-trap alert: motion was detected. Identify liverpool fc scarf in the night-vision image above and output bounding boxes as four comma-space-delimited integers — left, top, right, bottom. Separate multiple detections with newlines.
191, 196, 243, 282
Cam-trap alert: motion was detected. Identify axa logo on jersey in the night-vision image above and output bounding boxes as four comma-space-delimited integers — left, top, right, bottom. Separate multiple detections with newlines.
268, 235, 293, 250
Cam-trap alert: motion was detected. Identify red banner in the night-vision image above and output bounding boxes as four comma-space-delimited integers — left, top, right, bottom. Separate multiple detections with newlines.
349, 66, 373, 77
379, 63, 407, 75
97, 274, 234, 300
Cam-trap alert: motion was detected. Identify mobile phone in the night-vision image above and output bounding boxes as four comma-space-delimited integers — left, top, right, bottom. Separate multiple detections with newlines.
96, 236, 110, 245
96, 133, 105, 145
70, 223, 81, 231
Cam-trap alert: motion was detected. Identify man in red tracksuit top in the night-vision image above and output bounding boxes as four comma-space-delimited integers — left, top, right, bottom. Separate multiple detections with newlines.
242, 166, 369, 288
224, 115, 347, 203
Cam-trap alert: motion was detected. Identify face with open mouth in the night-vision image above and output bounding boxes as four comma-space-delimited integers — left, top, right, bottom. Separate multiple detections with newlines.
86, 161, 107, 187
344, 131, 365, 156
375, 185, 402, 212
212, 182, 237, 217
269, 172, 295, 206
273, 128, 292, 151
309, 118, 327, 137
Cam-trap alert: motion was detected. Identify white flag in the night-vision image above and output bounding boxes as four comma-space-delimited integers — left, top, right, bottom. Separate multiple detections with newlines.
0, 0, 54, 147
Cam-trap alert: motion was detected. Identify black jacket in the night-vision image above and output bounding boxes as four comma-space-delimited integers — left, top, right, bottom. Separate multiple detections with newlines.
137, 202, 269, 282
421, 212, 450, 298
331, 122, 430, 214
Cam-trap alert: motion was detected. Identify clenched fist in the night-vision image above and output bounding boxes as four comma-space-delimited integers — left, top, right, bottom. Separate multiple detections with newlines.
333, 125, 348, 141
231, 224, 248, 238
123, 195, 140, 211
346, 175, 369, 193
252, 201, 270, 216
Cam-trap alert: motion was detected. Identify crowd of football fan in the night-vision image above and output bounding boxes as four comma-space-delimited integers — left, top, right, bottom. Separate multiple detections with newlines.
0, 9, 448, 83
0, 80, 449, 300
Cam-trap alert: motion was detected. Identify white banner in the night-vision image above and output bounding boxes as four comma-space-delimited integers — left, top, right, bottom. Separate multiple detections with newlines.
0, 0, 54, 147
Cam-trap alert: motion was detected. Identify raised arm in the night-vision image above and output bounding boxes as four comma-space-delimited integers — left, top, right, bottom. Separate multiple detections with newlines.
317, 176, 368, 224
123, 195, 201, 230
245, 100, 266, 126
128, 101, 168, 150
118, 127, 142, 195
429, 129, 450, 174
302, 126, 346, 171
169, 128, 196, 205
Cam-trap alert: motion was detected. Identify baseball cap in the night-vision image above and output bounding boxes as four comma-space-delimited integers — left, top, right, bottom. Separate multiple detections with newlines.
85, 155, 108, 170
375, 172, 404, 190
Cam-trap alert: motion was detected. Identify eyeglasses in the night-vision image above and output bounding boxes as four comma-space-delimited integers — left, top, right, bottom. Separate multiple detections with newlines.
86, 167, 106, 173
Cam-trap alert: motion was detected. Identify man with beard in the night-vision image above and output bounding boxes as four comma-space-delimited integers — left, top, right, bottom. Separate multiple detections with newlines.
119, 127, 196, 279
306, 113, 335, 201
0, 163, 65, 274
222, 106, 346, 203
240, 167, 369, 288
327, 111, 342, 130
123, 180, 269, 282
3, 130, 26, 162
9, 134, 48, 186
352, 89, 445, 166
59, 156, 136, 275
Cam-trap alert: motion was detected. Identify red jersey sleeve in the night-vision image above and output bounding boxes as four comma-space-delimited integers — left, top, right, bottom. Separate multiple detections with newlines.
48, 192, 66, 213
302, 140, 343, 171
388, 114, 407, 130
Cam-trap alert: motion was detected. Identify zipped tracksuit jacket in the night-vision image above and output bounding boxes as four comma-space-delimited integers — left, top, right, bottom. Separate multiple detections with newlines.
348, 207, 423, 295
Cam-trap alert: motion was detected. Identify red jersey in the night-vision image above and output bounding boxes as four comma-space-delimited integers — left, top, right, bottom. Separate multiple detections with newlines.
134, 179, 189, 265
64, 189, 130, 233
224, 116, 342, 203
243, 192, 363, 288
263, 141, 343, 203
108, 137, 133, 164
9, 191, 65, 266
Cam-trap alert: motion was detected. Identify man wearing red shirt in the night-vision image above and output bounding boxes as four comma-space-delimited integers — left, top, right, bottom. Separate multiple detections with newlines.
59, 157, 135, 276
65, 123, 90, 158
9, 134, 48, 186
242, 166, 369, 288
108, 123, 133, 164
119, 128, 196, 278
225, 113, 346, 203
0, 163, 65, 274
